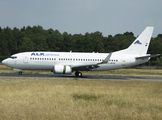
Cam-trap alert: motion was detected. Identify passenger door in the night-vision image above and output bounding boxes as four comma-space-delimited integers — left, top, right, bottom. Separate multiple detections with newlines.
23, 55, 28, 63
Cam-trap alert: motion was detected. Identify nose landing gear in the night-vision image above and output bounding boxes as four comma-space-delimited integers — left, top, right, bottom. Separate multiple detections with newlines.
13, 68, 22, 75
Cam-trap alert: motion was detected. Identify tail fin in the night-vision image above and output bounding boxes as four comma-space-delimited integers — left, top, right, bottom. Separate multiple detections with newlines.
124, 27, 154, 55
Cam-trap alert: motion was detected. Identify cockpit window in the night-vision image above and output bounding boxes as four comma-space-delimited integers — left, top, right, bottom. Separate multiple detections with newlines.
10, 56, 17, 59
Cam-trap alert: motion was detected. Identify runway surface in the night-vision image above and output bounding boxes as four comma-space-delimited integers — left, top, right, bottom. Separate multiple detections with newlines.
0, 73, 162, 82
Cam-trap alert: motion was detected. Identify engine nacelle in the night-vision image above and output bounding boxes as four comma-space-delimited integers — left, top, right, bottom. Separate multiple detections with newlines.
53, 65, 72, 74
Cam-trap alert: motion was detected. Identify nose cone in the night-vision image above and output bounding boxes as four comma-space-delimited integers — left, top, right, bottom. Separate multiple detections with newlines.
2, 59, 8, 66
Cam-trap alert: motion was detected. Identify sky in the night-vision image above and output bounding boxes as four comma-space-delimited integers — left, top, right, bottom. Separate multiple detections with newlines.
0, 0, 161, 37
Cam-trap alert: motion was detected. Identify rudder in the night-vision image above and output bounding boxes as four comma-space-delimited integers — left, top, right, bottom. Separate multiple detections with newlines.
125, 27, 154, 55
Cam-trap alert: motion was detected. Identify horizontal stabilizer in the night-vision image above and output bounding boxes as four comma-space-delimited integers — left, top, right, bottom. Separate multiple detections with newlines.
136, 54, 161, 59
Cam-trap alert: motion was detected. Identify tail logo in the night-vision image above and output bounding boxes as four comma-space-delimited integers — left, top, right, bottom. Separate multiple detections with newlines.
134, 40, 142, 45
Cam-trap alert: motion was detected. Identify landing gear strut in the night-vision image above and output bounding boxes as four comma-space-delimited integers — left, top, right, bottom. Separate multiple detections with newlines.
19, 71, 22, 75
75, 71, 82, 77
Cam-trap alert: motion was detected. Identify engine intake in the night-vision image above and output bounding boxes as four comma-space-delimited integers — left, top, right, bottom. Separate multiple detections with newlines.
53, 65, 72, 74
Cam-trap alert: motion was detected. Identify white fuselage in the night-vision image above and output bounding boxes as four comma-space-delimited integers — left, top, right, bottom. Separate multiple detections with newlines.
2, 51, 149, 72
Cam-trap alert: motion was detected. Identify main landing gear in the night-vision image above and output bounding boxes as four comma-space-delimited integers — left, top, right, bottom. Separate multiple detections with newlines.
18, 71, 22, 75
75, 71, 82, 77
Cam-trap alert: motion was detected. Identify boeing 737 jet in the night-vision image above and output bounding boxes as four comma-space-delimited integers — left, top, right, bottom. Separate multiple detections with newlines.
2, 27, 160, 76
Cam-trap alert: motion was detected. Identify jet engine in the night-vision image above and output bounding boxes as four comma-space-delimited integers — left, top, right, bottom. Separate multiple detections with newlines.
53, 65, 72, 74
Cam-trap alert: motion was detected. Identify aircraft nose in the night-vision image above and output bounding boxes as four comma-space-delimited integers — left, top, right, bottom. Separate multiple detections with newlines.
2, 59, 8, 66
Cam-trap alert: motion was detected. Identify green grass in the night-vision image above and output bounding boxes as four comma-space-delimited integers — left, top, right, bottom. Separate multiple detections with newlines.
105, 99, 134, 108
72, 93, 102, 101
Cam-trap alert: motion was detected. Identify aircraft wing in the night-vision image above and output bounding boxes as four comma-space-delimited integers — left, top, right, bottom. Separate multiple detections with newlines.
71, 63, 100, 71
135, 54, 161, 59
71, 53, 112, 71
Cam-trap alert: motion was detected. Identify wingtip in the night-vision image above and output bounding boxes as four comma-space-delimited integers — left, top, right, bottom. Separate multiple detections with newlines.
146, 26, 154, 29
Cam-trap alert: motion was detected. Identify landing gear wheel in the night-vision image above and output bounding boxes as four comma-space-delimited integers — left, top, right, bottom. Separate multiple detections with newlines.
78, 72, 82, 77
19, 71, 22, 75
75, 71, 82, 77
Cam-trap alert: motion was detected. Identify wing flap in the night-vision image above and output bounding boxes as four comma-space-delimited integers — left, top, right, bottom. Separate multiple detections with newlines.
71, 64, 100, 71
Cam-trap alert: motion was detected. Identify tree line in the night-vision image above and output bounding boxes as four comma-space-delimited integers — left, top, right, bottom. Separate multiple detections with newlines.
0, 25, 162, 66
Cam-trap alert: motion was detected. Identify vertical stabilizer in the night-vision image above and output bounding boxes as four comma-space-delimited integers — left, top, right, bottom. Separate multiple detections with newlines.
124, 27, 154, 55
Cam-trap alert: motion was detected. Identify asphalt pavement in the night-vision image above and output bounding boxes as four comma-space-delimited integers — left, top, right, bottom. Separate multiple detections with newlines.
0, 73, 162, 82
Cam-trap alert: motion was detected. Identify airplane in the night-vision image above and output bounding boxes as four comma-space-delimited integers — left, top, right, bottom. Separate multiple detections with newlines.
1, 27, 160, 77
